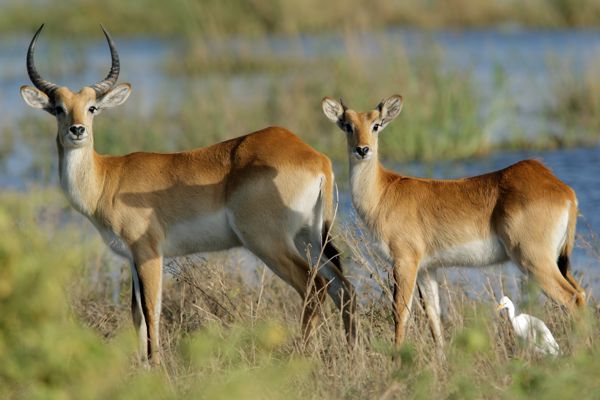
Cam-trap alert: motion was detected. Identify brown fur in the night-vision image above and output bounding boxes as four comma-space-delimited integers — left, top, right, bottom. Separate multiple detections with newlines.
22, 81, 357, 365
322, 95, 585, 349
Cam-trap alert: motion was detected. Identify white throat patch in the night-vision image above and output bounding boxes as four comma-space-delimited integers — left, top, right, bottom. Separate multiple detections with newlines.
59, 147, 96, 215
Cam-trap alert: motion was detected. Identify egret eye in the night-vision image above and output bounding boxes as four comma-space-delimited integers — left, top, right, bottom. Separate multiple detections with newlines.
88, 106, 98, 114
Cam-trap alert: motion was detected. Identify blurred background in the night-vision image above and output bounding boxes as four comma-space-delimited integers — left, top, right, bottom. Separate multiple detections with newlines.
2, 0, 599, 287
2, 1, 600, 398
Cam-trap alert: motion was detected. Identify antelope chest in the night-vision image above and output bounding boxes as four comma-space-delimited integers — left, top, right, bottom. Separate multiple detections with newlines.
352, 210, 393, 261
94, 224, 132, 259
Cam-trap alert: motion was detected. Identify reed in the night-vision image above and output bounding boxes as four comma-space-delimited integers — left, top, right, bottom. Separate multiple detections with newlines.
4, 0, 600, 37
545, 55, 600, 147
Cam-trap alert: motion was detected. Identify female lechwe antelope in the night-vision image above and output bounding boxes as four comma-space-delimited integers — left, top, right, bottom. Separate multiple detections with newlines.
321, 95, 585, 349
20, 25, 356, 365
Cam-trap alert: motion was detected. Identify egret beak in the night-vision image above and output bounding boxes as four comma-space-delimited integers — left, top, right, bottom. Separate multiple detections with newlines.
496, 303, 504, 311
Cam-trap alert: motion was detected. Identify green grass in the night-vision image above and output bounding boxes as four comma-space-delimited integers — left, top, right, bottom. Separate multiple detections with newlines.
5, 1, 600, 397
544, 55, 600, 147
5, 0, 600, 38
1, 189, 600, 398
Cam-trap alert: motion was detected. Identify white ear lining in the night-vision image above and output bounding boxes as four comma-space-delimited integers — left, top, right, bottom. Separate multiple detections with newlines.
21, 86, 52, 110
97, 84, 131, 109
380, 96, 403, 123
322, 98, 344, 123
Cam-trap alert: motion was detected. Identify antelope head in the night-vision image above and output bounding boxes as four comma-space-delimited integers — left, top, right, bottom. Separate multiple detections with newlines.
321, 95, 403, 161
20, 24, 131, 149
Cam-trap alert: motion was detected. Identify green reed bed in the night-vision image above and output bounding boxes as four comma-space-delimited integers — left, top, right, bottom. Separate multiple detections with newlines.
5, 0, 600, 37
544, 55, 600, 147
168, 33, 489, 161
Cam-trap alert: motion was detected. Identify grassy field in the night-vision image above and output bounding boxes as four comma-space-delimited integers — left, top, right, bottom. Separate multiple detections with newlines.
1, 189, 599, 399
4, 0, 600, 37
4, 1, 600, 398
545, 55, 600, 147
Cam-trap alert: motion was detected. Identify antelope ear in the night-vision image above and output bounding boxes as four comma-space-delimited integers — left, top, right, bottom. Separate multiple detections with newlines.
96, 83, 131, 110
321, 97, 345, 124
20, 85, 54, 114
377, 95, 403, 127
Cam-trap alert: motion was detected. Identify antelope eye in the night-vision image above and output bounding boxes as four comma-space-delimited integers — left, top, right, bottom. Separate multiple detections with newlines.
88, 106, 98, 114
373, 123, 381, 132
54, 106, 65, 115
343, 123, 353, 133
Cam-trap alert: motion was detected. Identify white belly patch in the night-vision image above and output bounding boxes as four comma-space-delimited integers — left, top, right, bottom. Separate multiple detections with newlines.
421, 236, 509, 269
92, 210, 242, 259
163, 209, 241, 257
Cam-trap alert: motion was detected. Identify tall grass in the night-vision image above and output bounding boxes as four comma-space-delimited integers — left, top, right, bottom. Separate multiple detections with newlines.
4, 0, 600, 37
545, 55, 600, 146
2, 189, 599, 398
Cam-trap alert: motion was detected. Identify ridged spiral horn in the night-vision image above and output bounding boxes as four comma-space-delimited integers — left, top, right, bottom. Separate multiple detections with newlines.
26, 24, 59, 96
90, 25, 120, 97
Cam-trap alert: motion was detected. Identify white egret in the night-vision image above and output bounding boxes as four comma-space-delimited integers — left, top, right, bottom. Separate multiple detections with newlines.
497, 296, 560, 356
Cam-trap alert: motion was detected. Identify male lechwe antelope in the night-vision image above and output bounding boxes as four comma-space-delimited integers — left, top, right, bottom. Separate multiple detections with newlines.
20, 25, 356, 365
321, 95, 585, 349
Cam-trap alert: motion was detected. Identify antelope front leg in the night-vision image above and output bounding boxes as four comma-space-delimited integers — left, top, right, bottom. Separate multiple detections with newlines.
133, 252, 163, 366
392, 257, 419, 346
130, 262, 148, 363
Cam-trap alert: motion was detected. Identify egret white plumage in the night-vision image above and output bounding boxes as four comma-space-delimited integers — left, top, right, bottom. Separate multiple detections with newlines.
497, 296, 560, 356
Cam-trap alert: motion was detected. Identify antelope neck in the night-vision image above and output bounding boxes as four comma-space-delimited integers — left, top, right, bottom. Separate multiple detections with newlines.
57, 136, 103, 216
348, 154, 385, 220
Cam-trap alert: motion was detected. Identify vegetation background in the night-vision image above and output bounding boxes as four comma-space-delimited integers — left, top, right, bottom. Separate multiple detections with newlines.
1, 0, 600, 398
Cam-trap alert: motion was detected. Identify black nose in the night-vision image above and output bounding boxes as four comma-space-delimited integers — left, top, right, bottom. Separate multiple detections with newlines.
355, 146, 370, 158
69, 125, 85, 136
